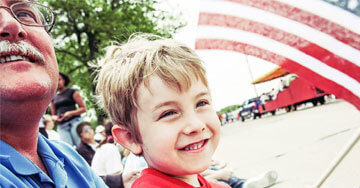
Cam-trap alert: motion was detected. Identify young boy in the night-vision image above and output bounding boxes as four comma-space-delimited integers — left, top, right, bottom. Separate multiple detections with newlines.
96, 34, 229, 188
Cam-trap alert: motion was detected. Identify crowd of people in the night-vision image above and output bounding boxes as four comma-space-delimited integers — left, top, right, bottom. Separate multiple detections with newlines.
0, 0, 278, 187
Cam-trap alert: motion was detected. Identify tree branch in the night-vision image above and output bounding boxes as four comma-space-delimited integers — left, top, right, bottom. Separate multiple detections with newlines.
56, 49, 83, 61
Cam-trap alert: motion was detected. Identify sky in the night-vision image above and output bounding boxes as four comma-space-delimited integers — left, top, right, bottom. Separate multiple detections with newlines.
162, 0, 279, 111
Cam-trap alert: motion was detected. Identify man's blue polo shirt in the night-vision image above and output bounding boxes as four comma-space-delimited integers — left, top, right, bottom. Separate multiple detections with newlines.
0, 134, 107, 188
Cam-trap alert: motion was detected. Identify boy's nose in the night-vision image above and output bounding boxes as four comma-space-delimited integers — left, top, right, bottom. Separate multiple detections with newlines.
182, 113, 206, 135
0, 9, 27, 42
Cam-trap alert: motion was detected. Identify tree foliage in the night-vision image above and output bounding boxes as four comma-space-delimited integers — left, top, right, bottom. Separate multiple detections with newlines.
45, 0, 185, 123
219, 104, 242, 114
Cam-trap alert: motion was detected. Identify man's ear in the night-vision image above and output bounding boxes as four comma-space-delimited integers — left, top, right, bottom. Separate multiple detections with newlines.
112, 124, 142, 155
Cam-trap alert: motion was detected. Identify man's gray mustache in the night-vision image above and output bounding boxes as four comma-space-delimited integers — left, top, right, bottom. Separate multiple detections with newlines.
0, 40, 45, 64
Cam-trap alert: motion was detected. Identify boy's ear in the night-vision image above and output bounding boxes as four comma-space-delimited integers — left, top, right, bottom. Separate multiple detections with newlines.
112, 124, 142, 155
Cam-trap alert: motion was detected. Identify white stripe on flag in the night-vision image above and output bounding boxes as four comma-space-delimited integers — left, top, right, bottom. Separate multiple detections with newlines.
199, 0, 360, 64
198, 12, 360, 82
196, 26, 360, 98
276, 0, 360, 34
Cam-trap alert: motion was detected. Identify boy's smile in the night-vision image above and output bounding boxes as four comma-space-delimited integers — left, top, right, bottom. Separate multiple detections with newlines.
179, 138, 208, 151
134, 75, 221, 184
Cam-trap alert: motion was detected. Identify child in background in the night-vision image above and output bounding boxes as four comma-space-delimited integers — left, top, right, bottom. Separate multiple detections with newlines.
96, 34, 228, 188
43, 114, 60, 140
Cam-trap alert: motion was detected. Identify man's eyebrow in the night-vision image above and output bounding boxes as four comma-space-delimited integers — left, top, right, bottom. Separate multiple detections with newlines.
9, 0, 26, 3
5, 0, 26, 5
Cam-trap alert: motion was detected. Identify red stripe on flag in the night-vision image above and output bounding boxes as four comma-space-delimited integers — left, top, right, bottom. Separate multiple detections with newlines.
198, 12, 360, 82
227, 0, 360, 51
196, 38, 360, 110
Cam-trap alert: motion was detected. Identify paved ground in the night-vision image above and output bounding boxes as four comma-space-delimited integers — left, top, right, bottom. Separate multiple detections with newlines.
213, 100, 360, 188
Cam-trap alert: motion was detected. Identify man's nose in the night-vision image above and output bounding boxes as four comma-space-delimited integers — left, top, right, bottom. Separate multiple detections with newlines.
182, 112, 206, 135
0, 9, 27, 42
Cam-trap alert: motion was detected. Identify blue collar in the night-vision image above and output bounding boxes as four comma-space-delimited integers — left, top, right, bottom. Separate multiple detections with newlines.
0, 134, 68, 185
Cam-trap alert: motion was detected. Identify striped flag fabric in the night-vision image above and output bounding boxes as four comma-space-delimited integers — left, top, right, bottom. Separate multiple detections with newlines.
195, 0, 360, 110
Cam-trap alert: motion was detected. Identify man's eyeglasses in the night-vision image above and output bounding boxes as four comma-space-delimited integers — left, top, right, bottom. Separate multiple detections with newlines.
0, 2, 57, 32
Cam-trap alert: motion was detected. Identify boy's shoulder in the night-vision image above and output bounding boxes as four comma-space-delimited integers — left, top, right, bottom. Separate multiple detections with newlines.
132, 168, 230, 188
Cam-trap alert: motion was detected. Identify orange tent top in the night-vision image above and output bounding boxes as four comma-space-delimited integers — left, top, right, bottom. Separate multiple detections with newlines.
252, 67, 289, 84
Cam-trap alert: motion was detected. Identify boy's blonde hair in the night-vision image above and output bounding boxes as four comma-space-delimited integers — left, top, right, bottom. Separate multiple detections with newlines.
96, 34, 208, 144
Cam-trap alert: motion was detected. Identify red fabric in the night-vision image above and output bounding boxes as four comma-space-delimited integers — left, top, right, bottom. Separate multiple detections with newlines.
131, 168, 230, 188
195, 0, 360, 111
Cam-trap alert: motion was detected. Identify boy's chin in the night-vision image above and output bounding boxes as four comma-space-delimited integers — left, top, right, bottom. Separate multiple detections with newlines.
164, 162, 211, 176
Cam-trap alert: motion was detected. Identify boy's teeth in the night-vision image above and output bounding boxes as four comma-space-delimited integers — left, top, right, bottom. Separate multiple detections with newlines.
184, 140, 205, 151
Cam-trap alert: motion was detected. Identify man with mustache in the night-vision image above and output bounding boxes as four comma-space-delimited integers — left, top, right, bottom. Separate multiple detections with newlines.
0, 0, 107, 187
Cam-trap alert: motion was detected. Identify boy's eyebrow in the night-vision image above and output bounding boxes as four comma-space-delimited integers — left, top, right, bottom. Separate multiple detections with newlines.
152, 101, 177, 112
152, 91, 210, 112
195, 91, 210, 99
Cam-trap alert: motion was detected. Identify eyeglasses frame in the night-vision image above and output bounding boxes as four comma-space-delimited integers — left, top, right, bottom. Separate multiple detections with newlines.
0, 1, 57, 32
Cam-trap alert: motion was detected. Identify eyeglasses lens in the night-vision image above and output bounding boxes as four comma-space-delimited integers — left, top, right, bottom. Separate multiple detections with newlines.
12, 2, 54, 26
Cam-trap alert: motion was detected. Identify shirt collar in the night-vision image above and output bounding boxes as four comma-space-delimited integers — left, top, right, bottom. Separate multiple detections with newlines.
37, 134, 68, 186
0, 138, 40, 175
0, 134, 68, 186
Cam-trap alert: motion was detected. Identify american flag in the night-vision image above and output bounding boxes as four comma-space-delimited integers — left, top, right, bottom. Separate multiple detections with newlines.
195, 0, 360, 110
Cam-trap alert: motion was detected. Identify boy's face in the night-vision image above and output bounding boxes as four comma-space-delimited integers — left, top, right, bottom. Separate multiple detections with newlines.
135, 75, 220, 179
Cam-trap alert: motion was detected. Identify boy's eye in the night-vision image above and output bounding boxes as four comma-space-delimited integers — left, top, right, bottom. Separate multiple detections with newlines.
158, 110, 177, 120
197, 100, 209, 108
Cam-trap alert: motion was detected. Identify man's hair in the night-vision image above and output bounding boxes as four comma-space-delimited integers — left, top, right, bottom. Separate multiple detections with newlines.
96, 34, 208, 144
76, 121, 91, 137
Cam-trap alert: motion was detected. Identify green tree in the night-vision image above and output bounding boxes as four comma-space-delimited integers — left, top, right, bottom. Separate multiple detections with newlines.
46, 0, 185, 123
219, 104, 242, 114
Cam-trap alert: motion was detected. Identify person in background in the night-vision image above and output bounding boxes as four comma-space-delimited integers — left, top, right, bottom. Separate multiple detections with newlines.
91, 121, 124, 176
0, 0, 106, 186
76, 122, 139, 188
218, 112, 223, 125
76, 121, 97, 166
43, 114, 60, 140
50, 72, 86, 146
94, 124, 106, 143
38, 116, 49, 139
226, 113, 230, 124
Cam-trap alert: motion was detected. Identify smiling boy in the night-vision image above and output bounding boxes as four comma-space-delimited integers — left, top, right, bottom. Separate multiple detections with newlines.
96, 34, 229, 188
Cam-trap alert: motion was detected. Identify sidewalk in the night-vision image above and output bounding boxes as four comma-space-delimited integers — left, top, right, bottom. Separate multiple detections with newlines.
214, 100, 360, 188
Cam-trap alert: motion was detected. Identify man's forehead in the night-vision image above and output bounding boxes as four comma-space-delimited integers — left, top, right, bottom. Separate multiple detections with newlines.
1, 0, 32, 5
1, 0, 15, 5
